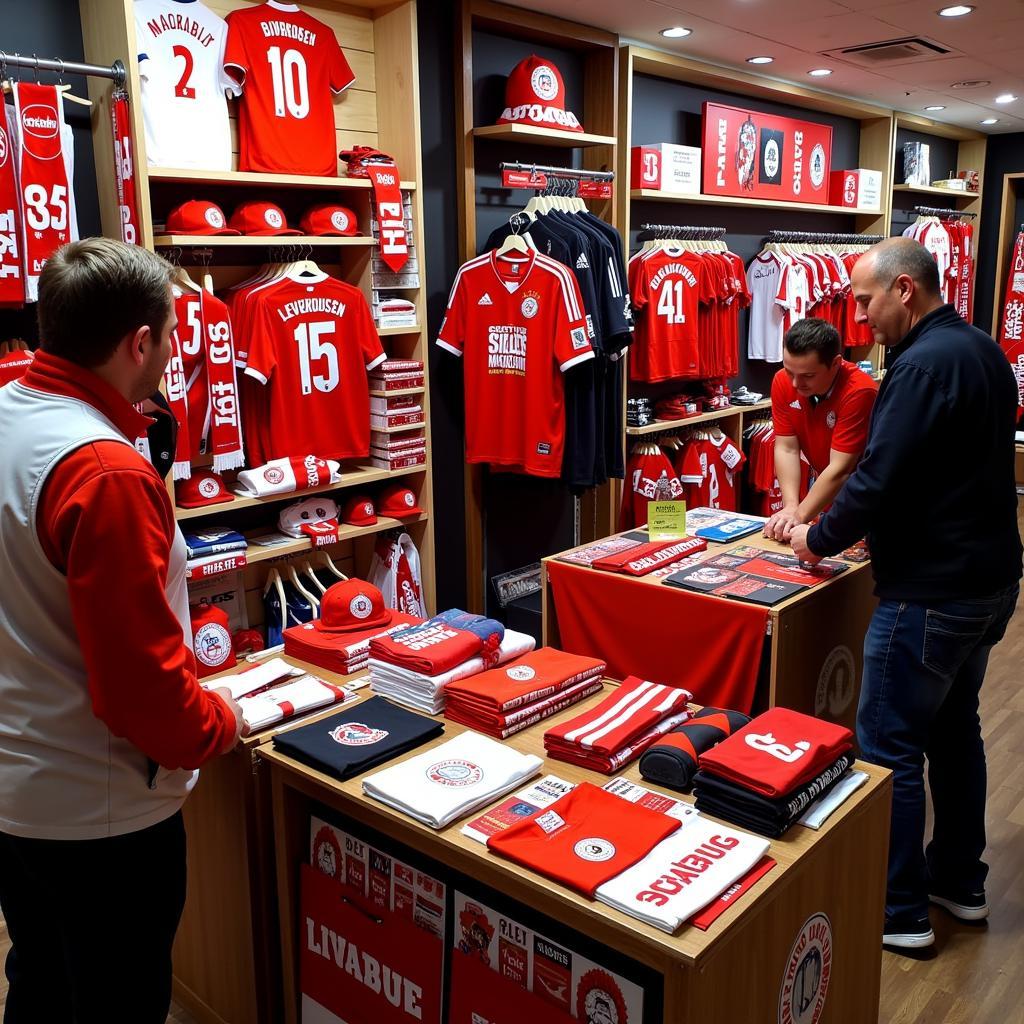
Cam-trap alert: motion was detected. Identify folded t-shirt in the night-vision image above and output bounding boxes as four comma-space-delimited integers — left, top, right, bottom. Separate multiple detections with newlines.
369, 622, 483, 675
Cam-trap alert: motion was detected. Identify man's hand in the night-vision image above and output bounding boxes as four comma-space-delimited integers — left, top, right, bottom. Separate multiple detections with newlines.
764, 506, 803, 542
789, 524, 822, 565
211, 686, 249, 749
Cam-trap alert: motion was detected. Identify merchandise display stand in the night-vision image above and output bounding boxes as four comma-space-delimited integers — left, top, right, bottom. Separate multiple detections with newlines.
259, 680, 892, 1024
542, 531, 876, 734
78, 3, 434, 1021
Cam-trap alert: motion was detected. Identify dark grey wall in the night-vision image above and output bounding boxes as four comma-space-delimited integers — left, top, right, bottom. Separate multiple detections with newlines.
0, 0, 101, 346
976, 132, 1024, 335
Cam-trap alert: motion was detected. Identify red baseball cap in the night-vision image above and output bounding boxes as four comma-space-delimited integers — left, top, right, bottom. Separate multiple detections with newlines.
229, 201, 301, 236
341, 494, 377, 526
175, 470, 234, 509
497, 55, 583, 134
313, 579, 392, 633
378, 483, 424, 517
301, 204, 360, 237
166, 200, 239, 236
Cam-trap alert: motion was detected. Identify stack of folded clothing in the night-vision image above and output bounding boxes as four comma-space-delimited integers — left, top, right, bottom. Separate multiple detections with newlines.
362, 731, 543, 829
369, 611, 534, 714
284, 579, 422, 675
183, 527, 248, 580
367, 358, 424, 392
238, 675, 351, 732
693, 707, 854, 838
545, 676, 692, 774
590, 536, 707, 576
445, 648, 606, 738
639, 707, 752, 791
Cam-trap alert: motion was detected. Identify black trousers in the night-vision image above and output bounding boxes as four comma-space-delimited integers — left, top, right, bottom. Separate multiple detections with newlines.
0, 810, 187, 1024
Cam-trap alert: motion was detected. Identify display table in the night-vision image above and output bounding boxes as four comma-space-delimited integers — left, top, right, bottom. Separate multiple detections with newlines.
260, 681, 892, 1024
543, 532, 877, 732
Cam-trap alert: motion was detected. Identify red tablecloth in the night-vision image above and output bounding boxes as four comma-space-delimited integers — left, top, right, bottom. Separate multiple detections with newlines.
546, 561, 768, 713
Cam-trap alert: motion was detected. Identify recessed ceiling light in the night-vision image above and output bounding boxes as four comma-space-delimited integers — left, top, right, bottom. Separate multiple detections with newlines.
660, 26, 692, 38
924, 105, 946, 111
747, 56, 774, 65
808, 68, 833, 77
980, 117, 999, 124
995, 93, 1017, 104
938, 4, 974, 15
950, 80, 989, 89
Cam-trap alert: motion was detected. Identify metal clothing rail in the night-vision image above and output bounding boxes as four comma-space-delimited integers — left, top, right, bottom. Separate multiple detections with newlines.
913, 205, 977, 219
764, 230, 885, 244
498, 161, 614, 181
640, 223, 727, 240
0, 50, 126, 87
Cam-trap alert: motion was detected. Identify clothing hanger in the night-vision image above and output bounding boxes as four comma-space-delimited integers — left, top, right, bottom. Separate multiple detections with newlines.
495, 229, 531, 257
286, 564, 320, 609
314, 550, 348, 580
298, 559, 329, 595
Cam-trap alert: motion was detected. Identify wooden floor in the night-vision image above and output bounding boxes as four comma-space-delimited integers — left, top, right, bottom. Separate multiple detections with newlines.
1, 520, 1023, 1023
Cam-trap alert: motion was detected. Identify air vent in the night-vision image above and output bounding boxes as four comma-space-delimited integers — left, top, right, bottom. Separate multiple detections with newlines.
822, 37, 957, 69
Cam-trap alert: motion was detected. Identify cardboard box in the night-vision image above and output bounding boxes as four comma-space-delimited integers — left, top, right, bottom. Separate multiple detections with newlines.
631, 144, 701, 194
828, 169, 883, 210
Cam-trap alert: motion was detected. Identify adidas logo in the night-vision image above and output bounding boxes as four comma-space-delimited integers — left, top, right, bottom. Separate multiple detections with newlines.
575, 253, 590, 270
790, 400, 802, 409
478, 292, 493, 306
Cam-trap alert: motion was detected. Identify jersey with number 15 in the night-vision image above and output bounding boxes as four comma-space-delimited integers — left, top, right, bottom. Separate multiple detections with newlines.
244, 276, 386, 462
224, 2, 356, 176
134, 0, 236, 170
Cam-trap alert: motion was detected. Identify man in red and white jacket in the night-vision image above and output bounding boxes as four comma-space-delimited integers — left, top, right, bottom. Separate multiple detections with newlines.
0, 238, 244, 1022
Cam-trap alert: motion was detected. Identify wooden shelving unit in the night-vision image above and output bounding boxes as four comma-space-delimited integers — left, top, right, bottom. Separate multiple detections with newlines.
625, 400, 772, 437
79, 3, 435, 1023
472, 123, 617, 147
892, 184, 980, 201
369, 385, 425, 397
244, 513, 428, 565
630, 188, 883, 217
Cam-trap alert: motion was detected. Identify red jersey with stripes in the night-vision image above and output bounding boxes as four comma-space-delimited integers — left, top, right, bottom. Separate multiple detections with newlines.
437, 250, 593, 477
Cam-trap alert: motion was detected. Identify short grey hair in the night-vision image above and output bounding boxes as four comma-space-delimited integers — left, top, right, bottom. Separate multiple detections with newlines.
867, 237, 941, 296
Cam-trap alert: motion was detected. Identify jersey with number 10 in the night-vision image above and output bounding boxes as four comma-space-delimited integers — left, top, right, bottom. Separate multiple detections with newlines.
134, 0, 235, 170
224, 2, 355, 176
244, 276, 386, 461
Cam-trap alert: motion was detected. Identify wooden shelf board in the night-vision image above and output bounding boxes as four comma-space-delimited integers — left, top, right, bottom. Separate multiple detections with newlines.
148, 167, 416, 191
377, 324, 421, 336
891, 184, 980, 200
369, 386, 425, 398
244, 514, 429, 565
626, 399, 772, 436
372, 422, 425, 434
174, 463, 426, 522
472, 124, 616, 148
630, 190, 882, 216
153, 235, 376, 248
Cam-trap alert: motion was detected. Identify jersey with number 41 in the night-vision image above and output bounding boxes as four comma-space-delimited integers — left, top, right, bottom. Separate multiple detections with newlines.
224, 2, 355, 176
244, 276, 386, 461
134, 0, 235, 170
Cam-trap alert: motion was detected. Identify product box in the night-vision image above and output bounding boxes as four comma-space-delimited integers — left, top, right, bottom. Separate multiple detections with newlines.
931, 177, 967, 191
370, 393, 421, 415
828, 168, 882, 210
630, 144, 701, 194
369, 374, 425, 393
370, 450, 428, 471
370, 408, 425, 430
902, 141, 930, 186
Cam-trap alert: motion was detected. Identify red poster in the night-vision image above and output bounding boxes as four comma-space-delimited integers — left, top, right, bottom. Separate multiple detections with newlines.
701, 103, 832, 205
449, 951, 576, 1024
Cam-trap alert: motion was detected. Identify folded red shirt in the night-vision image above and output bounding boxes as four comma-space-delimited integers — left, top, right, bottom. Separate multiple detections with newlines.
487, 781, 681, 897
545, 710, 691, 774
368, 622, 483, 675
284, 611, 423, 673
697, 706, 853, 798
446, 678, 604, 739
591, 536, 708, 576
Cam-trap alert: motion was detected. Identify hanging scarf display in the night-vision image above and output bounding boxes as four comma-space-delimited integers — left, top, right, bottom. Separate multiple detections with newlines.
111, 89, 141, 246
340, 147, 409, 272
998, 229, 1024, 419
0, 112, 24, 308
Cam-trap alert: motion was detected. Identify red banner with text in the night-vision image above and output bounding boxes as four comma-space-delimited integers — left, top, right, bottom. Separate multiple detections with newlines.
701, 103, 832, 206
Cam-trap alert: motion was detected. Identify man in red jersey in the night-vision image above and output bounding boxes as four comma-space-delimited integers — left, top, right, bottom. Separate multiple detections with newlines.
764, 317, 877, 541
0, 238, 244, 1023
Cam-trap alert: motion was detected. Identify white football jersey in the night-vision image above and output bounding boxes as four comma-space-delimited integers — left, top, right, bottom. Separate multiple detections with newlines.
134, 0, 237, 170
746, 253, 786, 363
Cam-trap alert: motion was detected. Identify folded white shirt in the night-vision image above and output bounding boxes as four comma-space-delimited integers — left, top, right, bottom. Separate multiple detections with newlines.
596, 817, 770, 933
362, 731, 543, 829
204, 656, 304, 700
238, 676, 348, 731
799, 770, 868, 830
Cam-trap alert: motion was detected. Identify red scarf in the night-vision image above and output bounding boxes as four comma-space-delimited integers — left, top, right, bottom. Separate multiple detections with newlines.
0, 112, 24, 308
111, 91, 141, 246
999, 231, 1024, 419
367, 163, 409, 272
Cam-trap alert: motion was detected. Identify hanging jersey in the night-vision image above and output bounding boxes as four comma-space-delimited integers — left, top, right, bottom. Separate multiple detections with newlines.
9, 83, 78, 302
134, 0, 235, 170
0, 115, 24, 308
676, 436, 745, 512
437, 250, 593, 478
244, 274, 385, 461
746, 253, 785, 362
224, 1, 355, 176
618, 447, 683, 530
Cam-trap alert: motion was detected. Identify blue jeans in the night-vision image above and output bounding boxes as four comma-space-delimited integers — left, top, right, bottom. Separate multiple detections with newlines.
857, 585, 1019, 921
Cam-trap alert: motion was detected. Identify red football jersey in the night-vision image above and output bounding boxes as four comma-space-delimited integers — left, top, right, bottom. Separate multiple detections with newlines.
244, 273, 385, 461
224, 2, 355, 176
675, 436, 745, 512
437, 250, 593, 478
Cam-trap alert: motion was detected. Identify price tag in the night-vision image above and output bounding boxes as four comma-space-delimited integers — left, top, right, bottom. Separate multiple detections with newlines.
577, 180, 613, 200
502, 169, 548, 189
648, 500, 687, 540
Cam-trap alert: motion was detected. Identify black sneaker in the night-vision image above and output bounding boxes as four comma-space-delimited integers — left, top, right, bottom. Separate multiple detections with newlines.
929, 888, 989, 922
882, 913, 934, 950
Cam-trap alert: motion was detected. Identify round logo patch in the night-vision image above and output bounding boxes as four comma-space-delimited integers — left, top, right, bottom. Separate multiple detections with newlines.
404, 492, 416, 507
577, 967, 629, 1024
0, 126, 8, 168
330, 722, 388, 746
764, 139, 781, 180
204, 207, 225, 228
313, 825, 343, 881
331, 210, 351, 232
198, 477, 220, 498
779, 913, 832, 1024
521, 296, 539, 319
263, 467, 285, 484
825, 410, 837, 429
349, 593, 374, 620
194, 621, 231, 667
427, 759, 483, 787
530, 64, 558, 102
264, 207, 284, 228
506, 665, 537, 682
573, 838, 616, 862
815, 645, 856, 718
810, 144, 826, 189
